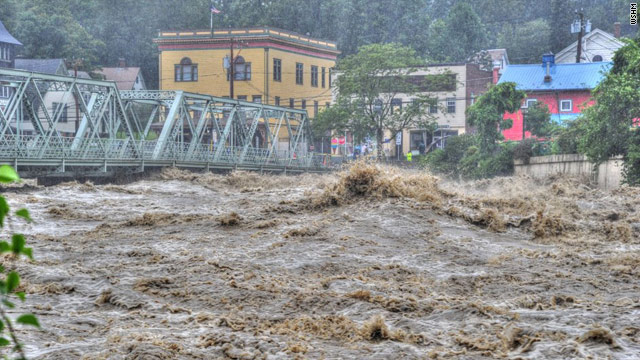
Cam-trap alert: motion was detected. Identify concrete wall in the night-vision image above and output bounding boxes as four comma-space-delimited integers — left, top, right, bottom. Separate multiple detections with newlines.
596, 156, 623, 190
514, 154, 623, 190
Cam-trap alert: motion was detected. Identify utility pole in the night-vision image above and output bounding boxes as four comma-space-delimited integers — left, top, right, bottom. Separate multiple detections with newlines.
229, 37, 234, 99
210, 0, 214, 37
576, 10, 584, 63
73, 58, 82, 134
522, 109, 526, 140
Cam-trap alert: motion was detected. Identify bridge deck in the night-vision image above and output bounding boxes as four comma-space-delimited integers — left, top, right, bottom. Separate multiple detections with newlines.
0, 68, 328, 178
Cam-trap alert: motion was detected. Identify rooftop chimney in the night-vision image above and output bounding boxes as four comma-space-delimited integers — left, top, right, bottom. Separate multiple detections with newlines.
542, 53, 554, 83
118, 58, 126, 68
614, 22, 621, 38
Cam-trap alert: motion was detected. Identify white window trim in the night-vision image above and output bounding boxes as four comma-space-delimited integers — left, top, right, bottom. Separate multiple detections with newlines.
446, 98, 456, 113
522, 98, 538, 108
0, 86, 9, 98
560, 99, 572, 112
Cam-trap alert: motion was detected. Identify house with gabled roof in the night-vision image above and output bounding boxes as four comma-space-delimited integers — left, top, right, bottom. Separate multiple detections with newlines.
555, 26, 624, 64
10, 58, 86, 135
14, 58, 67, 76
497, 53, 611, 141
0, 19, 22, 104
0, 19, 21, 69
95, 59, 146, 91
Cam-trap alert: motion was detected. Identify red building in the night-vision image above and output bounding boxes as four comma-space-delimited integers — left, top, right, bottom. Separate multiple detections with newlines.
496, 54, 611, 141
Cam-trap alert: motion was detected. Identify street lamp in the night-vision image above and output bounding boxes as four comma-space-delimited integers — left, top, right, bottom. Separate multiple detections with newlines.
373, 99, 383, 160
521, 106, 530, 141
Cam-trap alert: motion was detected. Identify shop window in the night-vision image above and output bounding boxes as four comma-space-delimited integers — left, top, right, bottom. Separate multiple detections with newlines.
175, 57, 198, 82
296, 63, 303, 85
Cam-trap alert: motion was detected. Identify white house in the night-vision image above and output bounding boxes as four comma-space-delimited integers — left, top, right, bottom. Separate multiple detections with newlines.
555, 26, 624, 64
13, 59, 87, 135
94, 59, 146, 91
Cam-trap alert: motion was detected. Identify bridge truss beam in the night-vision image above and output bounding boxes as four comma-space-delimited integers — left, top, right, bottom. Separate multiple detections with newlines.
0, 68, 321, 175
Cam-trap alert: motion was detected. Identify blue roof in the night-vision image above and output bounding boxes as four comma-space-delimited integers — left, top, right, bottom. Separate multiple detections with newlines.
497, 62, 612, 91
0, 20, 21, 46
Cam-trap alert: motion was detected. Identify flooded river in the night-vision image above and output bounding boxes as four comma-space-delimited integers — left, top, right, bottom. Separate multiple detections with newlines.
4, 163, 640, 359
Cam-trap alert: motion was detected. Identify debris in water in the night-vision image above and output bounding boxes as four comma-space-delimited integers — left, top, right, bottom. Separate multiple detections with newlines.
577, 327, 620, 349
95, 288, 145, 310
6, 163, 640, 358
218, 212, 241, 226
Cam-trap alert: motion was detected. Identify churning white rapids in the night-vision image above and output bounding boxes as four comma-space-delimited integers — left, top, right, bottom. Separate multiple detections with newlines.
3, 164, 640, 359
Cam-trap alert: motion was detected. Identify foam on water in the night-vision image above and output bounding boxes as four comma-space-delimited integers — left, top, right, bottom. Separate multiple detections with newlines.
2, 164, 639, 358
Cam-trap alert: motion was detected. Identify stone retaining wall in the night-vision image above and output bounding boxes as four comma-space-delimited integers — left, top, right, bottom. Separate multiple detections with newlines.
514, 154, 623, 190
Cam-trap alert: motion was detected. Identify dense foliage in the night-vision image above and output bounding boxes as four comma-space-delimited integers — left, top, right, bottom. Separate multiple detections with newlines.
524, 100, 557, 139
424, 82, 524, 179
578, 37, 640, 185
0, 0, 634, 88
0, 166, 39, 359
423, 134, 475, 178
423, 135, 516, 179
466, 82, 525, 153
551, 118, 582, 154
315, 43, 438, 160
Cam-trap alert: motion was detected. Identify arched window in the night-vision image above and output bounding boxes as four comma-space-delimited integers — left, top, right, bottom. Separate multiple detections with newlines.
592, 55, 603, 62
228, 56, 251, 81
175, 57, 198, 82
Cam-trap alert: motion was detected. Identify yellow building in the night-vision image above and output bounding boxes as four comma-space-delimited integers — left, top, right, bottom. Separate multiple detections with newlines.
153, 27, 339, 118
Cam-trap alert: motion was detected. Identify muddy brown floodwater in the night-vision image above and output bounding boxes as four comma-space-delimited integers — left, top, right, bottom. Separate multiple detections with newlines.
2, 163, 640, 359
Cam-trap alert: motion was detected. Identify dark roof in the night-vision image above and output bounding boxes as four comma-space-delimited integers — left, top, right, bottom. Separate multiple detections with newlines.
67, 70, 91, 79
497, 62, 612, 91
0, 19, 21, 46
94, 67, 142, 90
14, 59, 67, 75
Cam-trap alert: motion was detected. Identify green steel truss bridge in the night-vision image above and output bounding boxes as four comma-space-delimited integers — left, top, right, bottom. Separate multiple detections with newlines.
0, 68, 325, 179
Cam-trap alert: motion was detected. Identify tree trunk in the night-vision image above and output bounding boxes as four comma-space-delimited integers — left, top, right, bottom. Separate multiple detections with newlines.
376, 127, 384, 162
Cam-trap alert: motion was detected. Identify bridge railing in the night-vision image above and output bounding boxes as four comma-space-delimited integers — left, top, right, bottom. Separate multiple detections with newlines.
0, 135, 317, 168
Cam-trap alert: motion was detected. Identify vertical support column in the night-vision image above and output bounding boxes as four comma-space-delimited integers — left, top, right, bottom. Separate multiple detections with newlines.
152, 91, 183, 160
186, 100, 210, 159
288, 114, 307, 166
71, 93, 98, 151
238, 107, 263, 164
213, 106, 237, 161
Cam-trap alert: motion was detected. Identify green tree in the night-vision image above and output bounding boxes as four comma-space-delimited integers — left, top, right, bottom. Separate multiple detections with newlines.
466, 82, 525, 154
319, 43, 438, 160
578, 37, 640, 185
427, 3, 487, 62
0, 165, 39, 359
497, 19, 552, 64
425, 19, 449, 62
549, 0, 575, 53
13, 0, 104, 70
0, 0, 18, 30
552, 117, 582, 154
524, 101, 558, 138
423, 134, 476, 177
